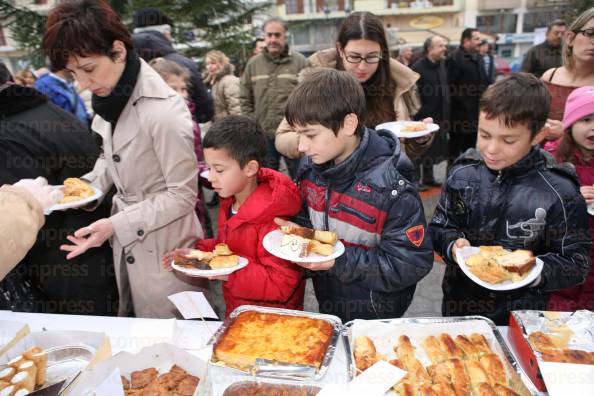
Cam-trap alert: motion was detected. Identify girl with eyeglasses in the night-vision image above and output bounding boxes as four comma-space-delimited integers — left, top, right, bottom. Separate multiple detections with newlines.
276, 11, 432, 166
537, 7, 594, 148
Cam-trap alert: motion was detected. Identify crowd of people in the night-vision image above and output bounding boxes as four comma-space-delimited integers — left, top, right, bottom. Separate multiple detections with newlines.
1, 0, 594, 326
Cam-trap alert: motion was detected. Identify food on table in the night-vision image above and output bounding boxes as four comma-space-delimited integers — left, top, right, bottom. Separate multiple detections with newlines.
465, 246, 536, 284
528, 331, 594, 365
278, 226, 337, 258
223, 381, 321, 396
122, 365, 199, 395
0, 347, 48, 395
400, 122, 427, 132
59, 177, 94, 204
173, 243, 239, 270
213, 311, 334, 371
354, 333, 520, 395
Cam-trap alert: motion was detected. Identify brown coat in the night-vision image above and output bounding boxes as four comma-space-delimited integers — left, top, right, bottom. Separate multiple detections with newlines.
0, 185, 44, 281
204, 63, 241, 120
83, 60, 208, 318
275, 48, 430, 160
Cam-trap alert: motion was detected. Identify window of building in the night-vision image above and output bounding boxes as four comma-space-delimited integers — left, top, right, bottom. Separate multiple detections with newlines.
477, 14, 517, 34
385, 0, 453, 7
523, 9, 564, 32
291, 25, 310, 46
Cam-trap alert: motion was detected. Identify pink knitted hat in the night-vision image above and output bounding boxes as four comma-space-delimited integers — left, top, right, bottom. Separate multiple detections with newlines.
563, 86, 594, 131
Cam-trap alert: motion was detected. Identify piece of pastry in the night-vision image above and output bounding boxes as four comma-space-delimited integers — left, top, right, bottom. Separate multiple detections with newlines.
393, 381, 416, 396
280, 234, 312, 258
310, 239, 334, 256
280, 225, 315, 239
455, 335, 481, 360
0, 385, 17, 396
422, 335, 449, 364
131, 368, 159, 389
464, 360, 489, 393
419, 382, 457, 396
528, 331, 558, 352
476, 382, 497, 396
480, 353, 507, 386
494, 250, 535, 276
209, 255, 240, 269
354, 336, 379, 372
10, 370, 34, 393
13, 389, 29, 396
213, 243, 233, 256
470, 333, 493, 356
6, 356, 25, 369
174, 252, 211, 270
16, 361, 36, 387
121, 376, 130, 390
439, 333, 465, 360
60, 177, 94, 203
313, 230, 338, 246
0, 368, 14, 382
493, 384, 521, 396
141, 379, 169, 394
540, 348, 594, 365
175, 375, 199, 396
468, 262, 513, 284
427, 358, 470, 396
395, 335, 430, 384
23, 347, 46, 386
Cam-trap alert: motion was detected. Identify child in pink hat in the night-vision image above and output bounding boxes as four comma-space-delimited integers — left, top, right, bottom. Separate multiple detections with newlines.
547, 86, 594, 311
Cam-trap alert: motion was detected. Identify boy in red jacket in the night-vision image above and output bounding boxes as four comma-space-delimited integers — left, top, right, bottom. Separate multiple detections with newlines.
163, 116, 305, 316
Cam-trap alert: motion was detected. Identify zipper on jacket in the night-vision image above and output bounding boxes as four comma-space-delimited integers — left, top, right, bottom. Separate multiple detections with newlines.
496, 171, 503, 184
330, 203, 376, 224
324, 185, 331, 231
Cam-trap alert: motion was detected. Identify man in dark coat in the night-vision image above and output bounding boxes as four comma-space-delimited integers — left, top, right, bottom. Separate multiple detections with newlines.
412, 36, 450, 187
0, 66, 118, 315
521, 19, 566, 78
447, 28, 489, 163
132, 7, 214, 123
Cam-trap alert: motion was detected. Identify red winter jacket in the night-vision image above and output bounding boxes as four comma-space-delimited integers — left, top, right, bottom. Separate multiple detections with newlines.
548, 142, 594, 311
196, 168, 305, 316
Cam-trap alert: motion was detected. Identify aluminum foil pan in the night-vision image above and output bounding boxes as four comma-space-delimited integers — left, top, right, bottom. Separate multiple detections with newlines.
208, 305, 342, 381
344, 315, 539, 396
221, 377, 321, 396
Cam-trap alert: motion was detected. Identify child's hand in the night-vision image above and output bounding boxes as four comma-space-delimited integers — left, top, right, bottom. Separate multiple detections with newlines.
451, 238, 471, 264
414, 117, 434, 144
580, 185, 594, 204
162, 248, 194, 271
274, 217, 300, 229
294, 259, 335, 271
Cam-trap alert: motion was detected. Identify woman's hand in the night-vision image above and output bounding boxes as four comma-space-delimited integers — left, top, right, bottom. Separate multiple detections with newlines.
274, 217, 299, 229
414, 117, 434, 145
580, 185, 594, 204
60, 218, 114, 259
293, 260, 335, 271
162, 248, 194, 271
451, 238, 471, 264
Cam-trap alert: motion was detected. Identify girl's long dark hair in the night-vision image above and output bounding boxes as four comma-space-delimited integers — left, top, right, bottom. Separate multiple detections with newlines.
336, 12, 396, 127
556, 130, 578, 163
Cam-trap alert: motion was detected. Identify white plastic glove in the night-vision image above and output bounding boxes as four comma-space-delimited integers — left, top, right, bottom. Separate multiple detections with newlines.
14, 177, 63, 211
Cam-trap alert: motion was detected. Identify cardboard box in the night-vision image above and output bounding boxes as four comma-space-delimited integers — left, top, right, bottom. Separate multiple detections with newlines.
68, 343, 207, 396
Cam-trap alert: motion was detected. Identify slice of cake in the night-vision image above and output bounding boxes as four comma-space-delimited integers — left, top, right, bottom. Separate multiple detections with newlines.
280, 234, 312, 258
494, 250, 535, 275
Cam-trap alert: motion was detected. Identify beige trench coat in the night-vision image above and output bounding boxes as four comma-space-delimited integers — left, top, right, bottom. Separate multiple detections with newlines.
83, 60, 208, 318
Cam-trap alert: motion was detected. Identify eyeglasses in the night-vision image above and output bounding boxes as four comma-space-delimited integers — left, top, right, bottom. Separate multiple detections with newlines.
344, 54, 382, 64
576, 28, 594, 39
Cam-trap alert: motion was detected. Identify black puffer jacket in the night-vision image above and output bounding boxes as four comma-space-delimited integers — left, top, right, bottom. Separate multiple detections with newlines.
296, 128, 433, 322
132, 30, 214, 123
431, 148, 591, 325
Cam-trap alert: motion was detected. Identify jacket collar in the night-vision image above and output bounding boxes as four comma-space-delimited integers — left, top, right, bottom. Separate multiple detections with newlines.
262, 45, 292, 64
308, 48, 419, 98
0, 85, 47, 117
457, 146, 549, 180
219, 168, 302, 231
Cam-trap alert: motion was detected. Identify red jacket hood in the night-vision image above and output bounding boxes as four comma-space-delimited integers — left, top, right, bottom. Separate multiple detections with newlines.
219, 168, 301, 230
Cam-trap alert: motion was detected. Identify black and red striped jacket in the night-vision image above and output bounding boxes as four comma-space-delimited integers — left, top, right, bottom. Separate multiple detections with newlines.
296, 128, 433, 322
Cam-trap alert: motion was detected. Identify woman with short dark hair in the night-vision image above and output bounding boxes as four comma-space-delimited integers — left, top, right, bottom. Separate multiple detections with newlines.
44, 0, 208, 318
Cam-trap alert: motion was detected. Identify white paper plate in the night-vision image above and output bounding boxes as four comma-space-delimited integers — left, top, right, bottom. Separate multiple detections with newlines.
171, 256, 248, 277
262, 229, 345, 263
455, 246, 543, 291
46, 185, 103, 213
200, 170, 209, 179
588, 203, 594, 216
376, 121, 439, 138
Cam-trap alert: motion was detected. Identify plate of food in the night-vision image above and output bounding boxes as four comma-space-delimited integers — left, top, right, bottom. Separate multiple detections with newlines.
262, 226, 345, 263
172, 243, 248, 277
455, 246, 544, 291
46, 178, 102, 213
376, 120, 439, 138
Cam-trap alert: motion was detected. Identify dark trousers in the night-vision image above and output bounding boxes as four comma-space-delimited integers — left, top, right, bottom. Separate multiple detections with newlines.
448, 133, 477, 166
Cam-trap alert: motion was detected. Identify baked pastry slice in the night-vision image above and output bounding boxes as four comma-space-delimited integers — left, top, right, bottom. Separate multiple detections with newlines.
439, 333, 465, 360
395, 335, 430, 384
213, 243, 233, 256
464, 360, 490, 393
280, 225, 338, 246
528, 331, 558, 352
470, 333, 493, 356
209, 255, 240, 269
480, 353, 507, 386
422, 335, 449, 364
354, 336, 379, 372
310, 239, 334, 256
455, 335, 482, 360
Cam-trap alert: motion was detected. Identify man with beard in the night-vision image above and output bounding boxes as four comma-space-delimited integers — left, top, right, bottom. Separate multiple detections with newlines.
240, 18, 307, 171
412, 36, 450, 188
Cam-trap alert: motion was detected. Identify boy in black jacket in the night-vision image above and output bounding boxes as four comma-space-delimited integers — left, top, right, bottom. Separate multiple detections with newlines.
431, 73, 591, 325
275, 69, 433, 322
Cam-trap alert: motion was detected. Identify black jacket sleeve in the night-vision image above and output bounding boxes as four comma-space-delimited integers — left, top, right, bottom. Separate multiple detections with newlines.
536, 189, 591, 292
328, 187, 433, 293
430, 181, 467, 263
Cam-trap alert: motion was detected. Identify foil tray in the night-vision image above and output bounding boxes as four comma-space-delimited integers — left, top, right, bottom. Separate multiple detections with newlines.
207, 305, 343, 381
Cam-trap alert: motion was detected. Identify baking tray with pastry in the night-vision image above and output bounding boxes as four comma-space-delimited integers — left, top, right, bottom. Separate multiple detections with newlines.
46, 178, 103, 214
508, 310, 594, 394
262, 226, 345, 263
455, 246, 544, 291
206, 305, 343, 382
171, 243, 249, 277
344, 316, 538, 396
